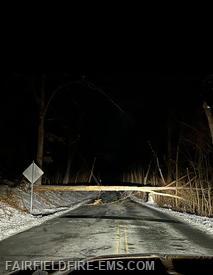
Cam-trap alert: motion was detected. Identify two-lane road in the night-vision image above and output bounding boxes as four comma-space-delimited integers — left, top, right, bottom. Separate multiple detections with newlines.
0, 197, 213, 273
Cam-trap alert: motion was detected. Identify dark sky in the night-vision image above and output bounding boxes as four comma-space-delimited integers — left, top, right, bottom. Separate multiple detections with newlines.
0, 72, 212, 181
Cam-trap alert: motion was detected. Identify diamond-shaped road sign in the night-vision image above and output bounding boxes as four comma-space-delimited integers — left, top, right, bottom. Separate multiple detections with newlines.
23, 161, 44, 184
23, 161, 44, 213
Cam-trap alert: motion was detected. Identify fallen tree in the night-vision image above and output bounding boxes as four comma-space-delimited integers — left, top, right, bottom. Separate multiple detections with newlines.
33, 185, 205, 200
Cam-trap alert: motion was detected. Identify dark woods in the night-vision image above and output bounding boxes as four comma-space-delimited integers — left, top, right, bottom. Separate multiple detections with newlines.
0, 72, 213, 216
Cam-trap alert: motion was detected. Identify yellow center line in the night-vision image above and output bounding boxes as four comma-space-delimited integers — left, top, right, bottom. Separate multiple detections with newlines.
115, 224, 129, 255
124, 225, 129, 254
115, 224, 121, 254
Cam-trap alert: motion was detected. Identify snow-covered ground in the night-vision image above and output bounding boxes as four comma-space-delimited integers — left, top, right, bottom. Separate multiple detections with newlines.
131, 194, 213, 237
0, 184, 97, 241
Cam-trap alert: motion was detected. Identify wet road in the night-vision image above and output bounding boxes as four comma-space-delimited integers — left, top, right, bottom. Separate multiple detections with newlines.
0, 198, 213, 273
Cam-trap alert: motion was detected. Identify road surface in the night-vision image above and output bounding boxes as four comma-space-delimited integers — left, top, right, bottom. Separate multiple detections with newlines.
0, 196, 213, 273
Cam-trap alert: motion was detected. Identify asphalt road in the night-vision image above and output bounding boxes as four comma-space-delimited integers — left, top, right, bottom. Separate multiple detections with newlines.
0, 197, 213, 273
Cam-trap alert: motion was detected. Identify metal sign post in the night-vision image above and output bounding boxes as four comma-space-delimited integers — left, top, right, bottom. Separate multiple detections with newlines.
30, 161, 34, 213
23, 161, 44, 214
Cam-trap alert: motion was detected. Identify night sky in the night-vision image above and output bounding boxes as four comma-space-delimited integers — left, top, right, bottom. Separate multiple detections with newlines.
1, 72, 212, 182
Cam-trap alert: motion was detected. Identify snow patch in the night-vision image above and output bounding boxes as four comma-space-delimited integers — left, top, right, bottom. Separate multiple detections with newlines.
147, 192, 156, 205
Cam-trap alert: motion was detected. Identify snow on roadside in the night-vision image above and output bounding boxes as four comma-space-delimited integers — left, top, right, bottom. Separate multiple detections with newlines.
130, 195, 213, 236
0, 185, 97, 241
0, 200, 91, 241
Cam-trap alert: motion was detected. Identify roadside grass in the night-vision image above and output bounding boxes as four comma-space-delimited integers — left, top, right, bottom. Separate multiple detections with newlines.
122, 150, 213, 217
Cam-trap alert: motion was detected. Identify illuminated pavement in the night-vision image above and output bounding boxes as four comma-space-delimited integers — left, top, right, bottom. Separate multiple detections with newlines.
0, 198, 213, 273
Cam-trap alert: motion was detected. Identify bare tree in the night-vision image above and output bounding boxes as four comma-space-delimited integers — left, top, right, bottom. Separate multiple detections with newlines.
202, 74, 213, 145
167, 111, 172, 182
34, 76, 82, 184
36, 74, 46, 170
63, 135, 80, 184
203, 102, 213, 144
33, 75, 124, 185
